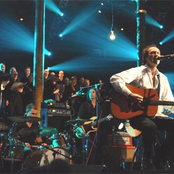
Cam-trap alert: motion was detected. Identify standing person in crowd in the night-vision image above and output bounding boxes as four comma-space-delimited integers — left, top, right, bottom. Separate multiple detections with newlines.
0, 63, 9, 115
20, 66, 33, 112
77, 77, 85, 90
57, 70, 64, 84
43, 69, 59, 101
23, 74, 34, 113
4, 68, 19, 116
44, 68, 49, 81
69, 76, 79, 115
110, 44, 174, 171
20, 66, 31, 84
56, 70, 65, 101
62, 77, 71, 102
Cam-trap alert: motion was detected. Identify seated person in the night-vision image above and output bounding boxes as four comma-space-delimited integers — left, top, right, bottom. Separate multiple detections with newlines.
15, 103, 46, 161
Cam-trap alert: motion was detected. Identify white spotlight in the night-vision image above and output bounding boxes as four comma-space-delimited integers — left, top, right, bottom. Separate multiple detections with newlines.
109, 30, 116, 40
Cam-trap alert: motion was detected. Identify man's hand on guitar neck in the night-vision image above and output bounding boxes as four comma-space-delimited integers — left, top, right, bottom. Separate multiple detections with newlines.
128, 92, 143, 104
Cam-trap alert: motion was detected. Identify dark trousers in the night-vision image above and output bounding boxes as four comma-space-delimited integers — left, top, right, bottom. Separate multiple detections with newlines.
130, 116, 174, 160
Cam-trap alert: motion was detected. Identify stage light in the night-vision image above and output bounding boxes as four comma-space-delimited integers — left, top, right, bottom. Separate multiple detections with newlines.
101, 3, 104, 6
45, 49, 52, 56
98, 10, 102, 13
61, 13, 64, 17
159, 41, 163, 45
120, 27, 124, 31
47, 52, 51, 56
160, 25, 163, 29
46, 0, 64, 17
59, 34, 63, 37
109, 30, 116, 40
20, 17, 24, 21
160, 29, 174, 45
109, 2, 116, 41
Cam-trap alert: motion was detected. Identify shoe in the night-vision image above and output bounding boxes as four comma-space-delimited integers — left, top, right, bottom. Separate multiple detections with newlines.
142, 158, 156, 171
154, 159, 173, 171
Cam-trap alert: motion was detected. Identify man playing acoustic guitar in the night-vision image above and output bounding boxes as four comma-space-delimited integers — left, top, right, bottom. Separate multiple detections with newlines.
110, 44, 174, 171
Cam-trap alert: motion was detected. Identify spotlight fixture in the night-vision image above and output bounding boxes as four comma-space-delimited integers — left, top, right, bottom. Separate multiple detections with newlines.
110, 30, 116, 40
20, 17, 24, 21
47, 52, 51, 56
160, 25, 163, 29
109, 2, 116, 40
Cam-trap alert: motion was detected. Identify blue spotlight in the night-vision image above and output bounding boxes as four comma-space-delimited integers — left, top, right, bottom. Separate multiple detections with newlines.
160, 29, 174, 44
159, 41, 163, 45
60, 4, 99, 37
48, 52, 51, 56
59, 34, 63, 38
160, 25, 163, 29
0, 15, 33, 52
45, 49, 51, 56
46, 0, 64, 17
61, 13, 64, 17
98, 10, 102, 13
146, 14, 163, 29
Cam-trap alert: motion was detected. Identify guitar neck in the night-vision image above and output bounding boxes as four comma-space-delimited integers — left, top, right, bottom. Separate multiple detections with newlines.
93, 117, 108, 126
150, 100, 174, 106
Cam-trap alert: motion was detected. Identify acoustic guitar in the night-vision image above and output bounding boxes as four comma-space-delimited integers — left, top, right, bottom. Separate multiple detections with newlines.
74, 114, 113, 138
111, 83, 174, 119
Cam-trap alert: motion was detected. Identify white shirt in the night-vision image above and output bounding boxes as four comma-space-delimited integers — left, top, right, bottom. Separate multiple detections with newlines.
110, 64, 174, 117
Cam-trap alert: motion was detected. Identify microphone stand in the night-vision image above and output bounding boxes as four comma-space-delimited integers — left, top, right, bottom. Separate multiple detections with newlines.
94, 84, 100, 144
78, 83, 102, 164
44, 146, 72, 161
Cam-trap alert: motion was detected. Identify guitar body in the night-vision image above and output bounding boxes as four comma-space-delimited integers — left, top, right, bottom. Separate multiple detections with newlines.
74, 115, 113, 138
85, 116, 98, 135
111, 84, 159, 119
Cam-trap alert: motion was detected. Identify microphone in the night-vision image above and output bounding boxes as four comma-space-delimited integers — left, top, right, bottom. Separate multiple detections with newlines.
75, 91, 86, 96
94, 83, 104, 86
156, 54, 174, 60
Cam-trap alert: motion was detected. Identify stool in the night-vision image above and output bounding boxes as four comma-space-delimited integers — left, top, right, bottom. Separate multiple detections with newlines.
130, 131, 169, 171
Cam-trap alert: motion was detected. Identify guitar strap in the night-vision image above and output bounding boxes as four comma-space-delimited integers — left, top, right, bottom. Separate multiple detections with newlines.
156, 74, 160, 96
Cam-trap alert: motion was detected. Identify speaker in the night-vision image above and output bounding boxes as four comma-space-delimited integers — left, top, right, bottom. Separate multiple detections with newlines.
47, 115, 71, 132
69, 164, 109, 173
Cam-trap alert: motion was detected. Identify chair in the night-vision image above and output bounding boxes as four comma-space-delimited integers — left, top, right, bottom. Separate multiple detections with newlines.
124, 120, 142, 170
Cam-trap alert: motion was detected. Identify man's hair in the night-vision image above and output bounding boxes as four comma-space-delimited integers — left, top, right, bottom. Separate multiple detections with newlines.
26, 103, 37, 112
142, 44, 159, 64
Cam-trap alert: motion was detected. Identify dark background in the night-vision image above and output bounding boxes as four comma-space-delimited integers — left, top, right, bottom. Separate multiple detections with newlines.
0, 0, 174, 90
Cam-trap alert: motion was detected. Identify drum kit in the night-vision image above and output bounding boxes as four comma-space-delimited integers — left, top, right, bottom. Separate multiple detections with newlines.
0, 116, 90, 172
